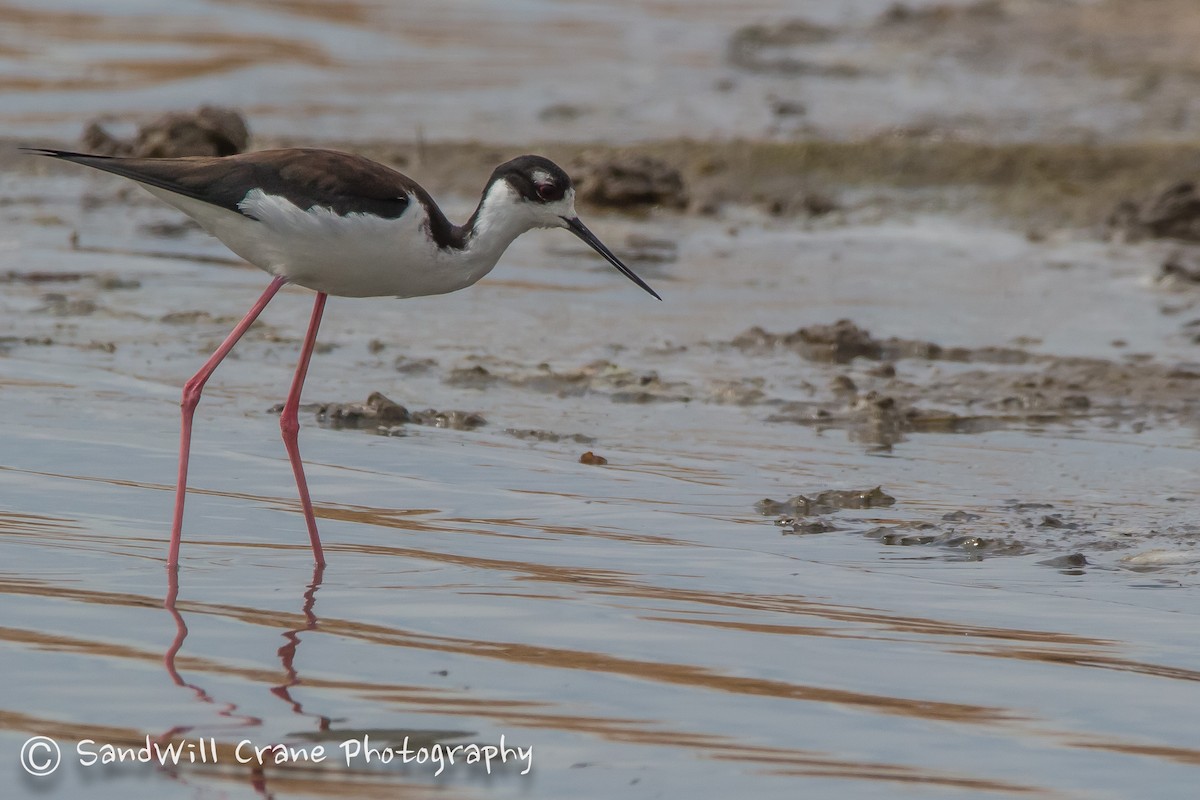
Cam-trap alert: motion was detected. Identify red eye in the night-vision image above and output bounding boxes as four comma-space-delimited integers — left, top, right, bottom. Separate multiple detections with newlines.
536, 183, 559, 201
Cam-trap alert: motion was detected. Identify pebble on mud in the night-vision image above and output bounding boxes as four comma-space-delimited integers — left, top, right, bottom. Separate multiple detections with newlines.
579, 451, 608, 465
82, 105, 250, 158
573, 154, 687, 210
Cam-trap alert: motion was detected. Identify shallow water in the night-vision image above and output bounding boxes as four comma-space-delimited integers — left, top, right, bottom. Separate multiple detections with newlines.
3, 163, 1200, 799
5, 1, 1200, 798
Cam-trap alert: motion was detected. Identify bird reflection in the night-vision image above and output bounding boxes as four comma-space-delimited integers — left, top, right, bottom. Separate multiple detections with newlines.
159, 565, 328, 794
269, 565, 332, 732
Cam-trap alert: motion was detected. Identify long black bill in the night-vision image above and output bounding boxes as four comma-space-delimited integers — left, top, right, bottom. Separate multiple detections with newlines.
564, 217, 662, 301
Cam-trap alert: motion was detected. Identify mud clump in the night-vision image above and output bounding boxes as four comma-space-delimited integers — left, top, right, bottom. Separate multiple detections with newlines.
788, 320, 883, 363
82, 105, 250, 158
574, 154, 687, 210
877, 1, 1005, 28
283, 392, 486, 432
394, 355, 438, 374
315, 392, 410, 429
37, 293, 97, 316
731, 319, 1019, 364
1108, 181, 1200, 243
864, 523, 1029, 560
505, 428, 596, 445
756, 487, 895, 516
768, 394, 991, 448
446, 359, 692, 403
445, 365, 501, 390
779, 518, 840, 535
727, 20, 850, 77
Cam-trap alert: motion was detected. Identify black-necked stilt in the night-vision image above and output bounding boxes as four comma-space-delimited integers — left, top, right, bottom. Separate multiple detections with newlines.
24, 146, 661, 567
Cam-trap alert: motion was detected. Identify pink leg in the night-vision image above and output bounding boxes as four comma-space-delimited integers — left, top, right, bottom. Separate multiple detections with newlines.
279, 292, 328, 566
169, 275, 288, 567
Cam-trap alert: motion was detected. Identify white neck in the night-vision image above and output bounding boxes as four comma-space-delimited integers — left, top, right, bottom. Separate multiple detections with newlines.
450, 181, 541, 288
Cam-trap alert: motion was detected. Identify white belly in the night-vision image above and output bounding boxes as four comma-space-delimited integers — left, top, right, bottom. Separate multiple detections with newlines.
144, 187, 498, 298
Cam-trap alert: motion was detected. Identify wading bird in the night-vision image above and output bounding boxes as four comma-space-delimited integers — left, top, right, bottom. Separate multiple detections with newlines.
25, 147, 661, 567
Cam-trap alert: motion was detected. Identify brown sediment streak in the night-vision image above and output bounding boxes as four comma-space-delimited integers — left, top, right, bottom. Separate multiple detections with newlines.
2, 582, 1192, 787
0, 625, 536, 711
0, 468, 1115, 650
0, 510, 82, 535
0, 4, 331, 91
1067, 738, 1200, 767
212, 0, 375, 26
0, 578, 1012, 725
953, 646, 1200, 684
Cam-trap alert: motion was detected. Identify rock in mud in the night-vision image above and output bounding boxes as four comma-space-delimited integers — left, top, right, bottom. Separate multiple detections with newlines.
316, 392, 410, 429
82, 105, 250, 158
574, 154, 687, 210
579, 451, 608, 465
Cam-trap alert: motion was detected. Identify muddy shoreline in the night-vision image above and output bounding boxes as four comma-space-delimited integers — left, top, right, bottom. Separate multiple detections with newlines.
11, 132, 1200, 231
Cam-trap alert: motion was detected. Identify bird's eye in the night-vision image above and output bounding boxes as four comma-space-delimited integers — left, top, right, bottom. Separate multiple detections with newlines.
536, 182, 561, 202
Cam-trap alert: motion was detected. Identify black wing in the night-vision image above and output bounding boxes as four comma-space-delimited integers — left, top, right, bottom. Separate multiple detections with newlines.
22, 147, 414, 220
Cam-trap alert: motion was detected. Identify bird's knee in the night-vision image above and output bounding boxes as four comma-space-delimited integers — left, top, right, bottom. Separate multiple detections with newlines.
279, 413, 300, 440
180, 377, 205, 412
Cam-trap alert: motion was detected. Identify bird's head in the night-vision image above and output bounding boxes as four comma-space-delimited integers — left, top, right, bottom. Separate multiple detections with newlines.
484, 155, 661, 300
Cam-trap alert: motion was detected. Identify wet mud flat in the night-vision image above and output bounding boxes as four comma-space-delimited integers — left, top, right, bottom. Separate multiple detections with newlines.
6, 125, 1200, 799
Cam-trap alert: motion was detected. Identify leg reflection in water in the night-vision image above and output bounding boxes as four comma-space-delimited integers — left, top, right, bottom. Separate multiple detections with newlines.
160, 566, 327, 795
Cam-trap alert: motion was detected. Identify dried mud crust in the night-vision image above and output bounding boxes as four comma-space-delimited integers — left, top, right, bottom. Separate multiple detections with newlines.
276, 319, 1200, 450
728, 320, 1200, 447
755, 486, 1200, 568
